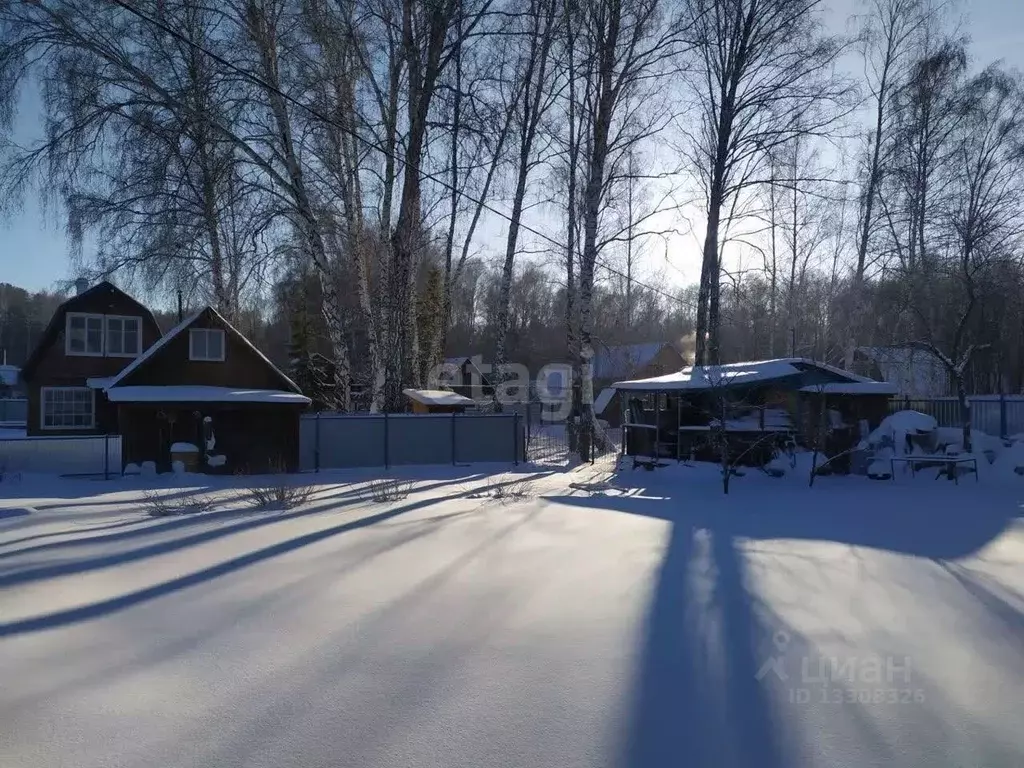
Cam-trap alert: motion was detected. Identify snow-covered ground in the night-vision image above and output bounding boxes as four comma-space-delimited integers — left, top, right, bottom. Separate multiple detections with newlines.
1, 461, 1022, 768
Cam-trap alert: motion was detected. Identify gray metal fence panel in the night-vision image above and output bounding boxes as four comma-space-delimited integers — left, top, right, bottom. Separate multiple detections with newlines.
889, 396, 1024, 437
388, 415, 456, 465
313, 415, 387, 469
454, 414, 522, 464
299, 412, 522, 470
0, 435, 121, 476
0, 399, 27, 424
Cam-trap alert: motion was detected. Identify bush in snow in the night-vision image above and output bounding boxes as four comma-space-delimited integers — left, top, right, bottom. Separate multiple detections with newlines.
142, 489, 215, 517
368, 477, 413, 503
469, 473, 534, 502
245, 481, 315, 511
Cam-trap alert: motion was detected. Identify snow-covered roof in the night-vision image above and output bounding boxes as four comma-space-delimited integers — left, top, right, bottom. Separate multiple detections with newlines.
86, 376, 115, 390
105, 307, 302, 394
614, 357, 880, 392
798, 381, 897, 395
0, 365, 18, 387
403, 388, 475, 407
105, 386, 310, 404
593, 387, 617, 415
615, 359, 800, 390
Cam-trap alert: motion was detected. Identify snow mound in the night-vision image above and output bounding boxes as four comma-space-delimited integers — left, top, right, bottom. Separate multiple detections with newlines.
171, 442, 199, 453
866, 410, 937, 448
207, 454, 227, 468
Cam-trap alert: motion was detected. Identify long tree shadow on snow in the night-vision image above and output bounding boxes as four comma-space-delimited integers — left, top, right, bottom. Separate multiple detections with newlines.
549, 474, 1019, 768
0, 473, 553, 636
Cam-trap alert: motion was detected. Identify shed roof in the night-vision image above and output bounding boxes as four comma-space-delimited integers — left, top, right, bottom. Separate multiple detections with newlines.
403, 388, 475, 407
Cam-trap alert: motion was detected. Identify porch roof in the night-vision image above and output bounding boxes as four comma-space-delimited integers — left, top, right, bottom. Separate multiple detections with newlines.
105, 386, 311, 404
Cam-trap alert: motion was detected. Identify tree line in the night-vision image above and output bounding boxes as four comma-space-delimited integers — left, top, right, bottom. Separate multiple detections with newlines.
3, 0, 1024, 456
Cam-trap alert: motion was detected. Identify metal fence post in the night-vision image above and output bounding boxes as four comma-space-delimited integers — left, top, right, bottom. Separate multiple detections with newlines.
451, 411, 457, 465
383, 412, 390, 469
1000, 393, 1008, 440
314, 411, 321, 473
513, 411, 519, 465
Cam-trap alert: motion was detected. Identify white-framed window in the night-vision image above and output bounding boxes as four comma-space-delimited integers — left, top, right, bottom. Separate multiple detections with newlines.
41, 387, 95, 430
105, 315, 141, 357
66, 313, 105, 356
190, 328, 225, 361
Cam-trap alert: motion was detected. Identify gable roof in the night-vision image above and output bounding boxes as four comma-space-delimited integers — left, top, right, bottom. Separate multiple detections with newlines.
20, 281, 161, 381
105, 306, 302, 394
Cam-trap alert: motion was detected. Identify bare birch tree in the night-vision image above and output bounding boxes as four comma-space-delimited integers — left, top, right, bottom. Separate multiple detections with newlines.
563, 0, 685, 459
843, 0, 928, 368
491, 0, 561, 408
685, 0, 848, 365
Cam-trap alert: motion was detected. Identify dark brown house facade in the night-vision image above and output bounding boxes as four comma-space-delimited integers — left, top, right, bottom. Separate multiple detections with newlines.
21, 284, 309, 473
20, 281, 162, 436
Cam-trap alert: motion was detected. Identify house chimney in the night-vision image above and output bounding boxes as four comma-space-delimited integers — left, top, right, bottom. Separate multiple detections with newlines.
74, 278, 90, 295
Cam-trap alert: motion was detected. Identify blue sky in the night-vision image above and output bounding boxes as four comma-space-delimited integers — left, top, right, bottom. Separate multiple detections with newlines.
2, 0, 1023, 294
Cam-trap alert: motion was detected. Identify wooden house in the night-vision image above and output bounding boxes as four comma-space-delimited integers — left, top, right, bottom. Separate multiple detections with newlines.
20, 280, 163, 436
614, 358, 896, 469
103, 307, 309, 473
20, 282, 310, 473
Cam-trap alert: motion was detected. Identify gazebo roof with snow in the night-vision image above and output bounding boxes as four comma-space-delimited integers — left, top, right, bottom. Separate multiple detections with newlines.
613, 357, 895, 395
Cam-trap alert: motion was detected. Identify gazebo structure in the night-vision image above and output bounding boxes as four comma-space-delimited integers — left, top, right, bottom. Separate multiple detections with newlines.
613, 358, 896, 469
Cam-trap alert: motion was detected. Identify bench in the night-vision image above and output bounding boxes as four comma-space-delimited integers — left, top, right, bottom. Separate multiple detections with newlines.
890, 455, 978, 484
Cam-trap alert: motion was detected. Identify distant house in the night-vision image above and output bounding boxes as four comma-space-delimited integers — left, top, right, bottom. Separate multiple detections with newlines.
20, 281, 310, 473
439, 356, 494, 401
853, 346, 950, 397
592, 342, 687, 386
592, 342, 688, 427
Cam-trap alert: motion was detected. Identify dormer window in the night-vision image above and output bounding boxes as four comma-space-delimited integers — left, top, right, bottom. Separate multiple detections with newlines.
106, 316, 141, 357
190, 328, 225, 361
66, 313, 105, 356
66, 313, 142, 357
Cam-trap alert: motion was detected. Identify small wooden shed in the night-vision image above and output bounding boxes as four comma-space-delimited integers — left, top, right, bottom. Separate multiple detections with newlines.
403, 388, 475, 414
